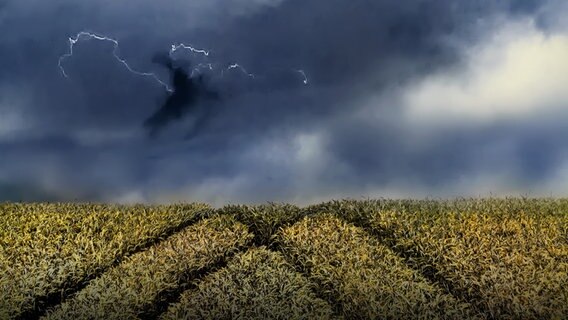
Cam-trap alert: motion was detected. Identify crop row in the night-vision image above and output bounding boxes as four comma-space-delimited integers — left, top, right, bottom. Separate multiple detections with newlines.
161, 247, 335, 320
219, 203, 304, 245
275, 214, 480, 319
43, 215, 253, 319
0, 203, 211, 318
4, 199, 567, 319
315, 199, 568, 318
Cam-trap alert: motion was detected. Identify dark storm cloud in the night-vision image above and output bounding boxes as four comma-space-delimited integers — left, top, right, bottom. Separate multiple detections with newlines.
143, 53, 220, 138
154, 0, 553, 141
0, 0, 564, 203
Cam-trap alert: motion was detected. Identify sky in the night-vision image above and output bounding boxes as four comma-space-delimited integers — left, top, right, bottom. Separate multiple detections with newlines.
0, 0, 567, 205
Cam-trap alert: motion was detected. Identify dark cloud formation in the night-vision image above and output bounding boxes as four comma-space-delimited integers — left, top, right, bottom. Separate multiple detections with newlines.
143, 53, 220, 138
0, 0, 566, 204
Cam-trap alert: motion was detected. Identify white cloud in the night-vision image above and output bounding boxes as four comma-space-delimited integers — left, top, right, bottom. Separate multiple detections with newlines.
111, 190, 147, 204
0, 88, 32, 140
145, 131, 331, 206
243, 130, 329, 173
0, 112, 25, 139
402, 18, 568, 125
149, 175, 253, 207
540, 158, 568, 197
293, 132, 327, 172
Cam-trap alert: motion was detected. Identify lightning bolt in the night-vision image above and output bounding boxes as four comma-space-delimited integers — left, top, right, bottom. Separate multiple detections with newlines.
225, 63, 255, 78
170, 43, 210, 57
59, 31, 310, 91
58, 31, 173, 92
191, 63, 214, 78
169, 45, 254, 78
296, 69, 309, 85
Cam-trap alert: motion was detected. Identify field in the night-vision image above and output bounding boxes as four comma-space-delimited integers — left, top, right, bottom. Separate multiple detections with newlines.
1, 199, 567, 319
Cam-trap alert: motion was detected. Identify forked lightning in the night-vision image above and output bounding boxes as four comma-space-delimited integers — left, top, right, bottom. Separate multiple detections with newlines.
58, 32, 173, 92
59, 31, 309, 90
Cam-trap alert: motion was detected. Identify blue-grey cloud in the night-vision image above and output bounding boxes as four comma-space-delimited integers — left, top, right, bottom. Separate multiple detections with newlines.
0, 0, 565, 204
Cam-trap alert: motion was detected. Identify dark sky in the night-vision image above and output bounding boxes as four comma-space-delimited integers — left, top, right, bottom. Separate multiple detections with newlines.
1, 0, 567, 205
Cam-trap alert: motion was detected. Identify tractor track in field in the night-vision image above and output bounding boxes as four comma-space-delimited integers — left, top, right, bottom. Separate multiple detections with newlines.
3, 199, 568, 319
18, 210, 213, 320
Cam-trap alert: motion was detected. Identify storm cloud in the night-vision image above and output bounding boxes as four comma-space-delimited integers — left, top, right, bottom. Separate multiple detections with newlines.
0, 0, 567, 205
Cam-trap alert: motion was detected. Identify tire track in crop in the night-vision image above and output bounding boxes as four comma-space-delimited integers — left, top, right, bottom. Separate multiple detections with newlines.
140, 250, 242, 320
274, 213, 482, 319
304, 201, 474, 315
221, 203, 464, 318
316, 200, 568, 318
328, 210, 464, 310
42, 215, 253, 320
21, 209, 214, 320
216, 202, 478, 317
221, 204, 343, 318
159, 246, 337, 320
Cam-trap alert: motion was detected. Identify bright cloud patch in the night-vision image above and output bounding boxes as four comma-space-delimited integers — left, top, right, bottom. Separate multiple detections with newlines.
0, 112, 25, 139
0, 91, 30, 140
403, 19, 568, 124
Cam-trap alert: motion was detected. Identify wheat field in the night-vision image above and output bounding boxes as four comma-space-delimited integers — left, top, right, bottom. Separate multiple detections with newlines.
1, 199, 567, 319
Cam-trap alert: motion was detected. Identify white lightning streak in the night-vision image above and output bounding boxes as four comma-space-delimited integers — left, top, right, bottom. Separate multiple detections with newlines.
191, 63, 214, 77
225, 63, 255, 78
59, 32, 173, 92
59, 31, 310, 91
296, 69, 309, 85
170, 44, 210, 57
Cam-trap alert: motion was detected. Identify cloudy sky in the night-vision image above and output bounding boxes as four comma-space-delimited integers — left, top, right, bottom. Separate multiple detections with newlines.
1, 0, 567, 205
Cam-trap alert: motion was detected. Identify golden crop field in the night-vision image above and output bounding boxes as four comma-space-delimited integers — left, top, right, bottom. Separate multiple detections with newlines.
1, 199, 567, 319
